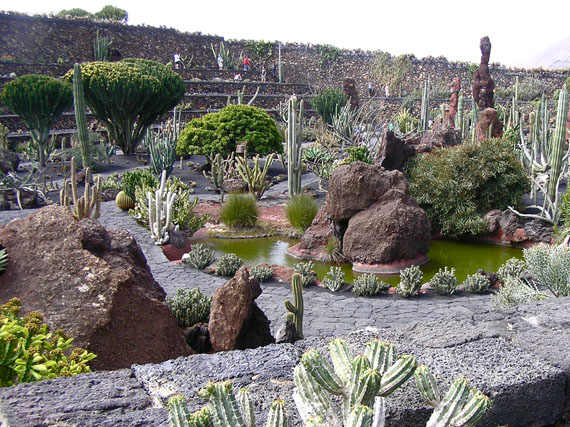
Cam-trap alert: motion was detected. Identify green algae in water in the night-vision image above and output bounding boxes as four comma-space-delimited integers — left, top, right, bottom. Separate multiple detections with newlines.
198, 237, 523, 285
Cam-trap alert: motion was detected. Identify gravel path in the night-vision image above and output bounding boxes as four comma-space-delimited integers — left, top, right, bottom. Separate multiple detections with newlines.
0, 198, 492, 338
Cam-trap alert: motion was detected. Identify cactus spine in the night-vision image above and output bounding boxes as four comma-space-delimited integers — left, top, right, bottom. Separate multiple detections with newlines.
60, 157, 101, 220
414, 365, 491, 427
148, 170, 177, 245
72, 63, 92, 170
284, 273, 304, 339
286, 95, 304, 197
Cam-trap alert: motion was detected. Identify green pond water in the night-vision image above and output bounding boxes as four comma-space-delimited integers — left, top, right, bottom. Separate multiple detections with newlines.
198, 236, 523, 285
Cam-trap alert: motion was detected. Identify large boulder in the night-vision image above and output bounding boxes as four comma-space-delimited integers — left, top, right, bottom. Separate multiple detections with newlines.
377, 131, 416, 171
342, 189, 430, 264
0, 149, 19, 173
327, 162, 407, 222
0, 206, 191, 370
209, 267, 274, 352
418, 126, 461, 151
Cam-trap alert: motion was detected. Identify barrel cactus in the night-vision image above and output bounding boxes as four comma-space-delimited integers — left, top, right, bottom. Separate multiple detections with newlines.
115, 190, 135, 210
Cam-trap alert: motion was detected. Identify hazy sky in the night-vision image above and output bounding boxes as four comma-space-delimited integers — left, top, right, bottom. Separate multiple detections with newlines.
4, 0, 570, 67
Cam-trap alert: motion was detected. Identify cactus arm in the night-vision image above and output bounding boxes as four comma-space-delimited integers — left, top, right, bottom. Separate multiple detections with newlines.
426, 377, 470, 427
246, 86, 261, 106
167, 396, 191, 427
284, 273, 304, 338
450, 389, 492, 427
328, 338, 352, 385
237, 388, 256, 427
414, 364, 441, 407
371, 396, 386, 427
378, 355, 417, 397
349, 366, 381, 412
265, 399, 289, 427
286, 95, 303, 197
293, 364, 335, 423
300, 349, 344, 395
364, 341, 395, 374
346, 404, 374, 427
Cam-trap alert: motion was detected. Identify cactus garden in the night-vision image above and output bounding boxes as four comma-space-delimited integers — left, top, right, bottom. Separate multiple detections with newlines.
0, 8, 569, 426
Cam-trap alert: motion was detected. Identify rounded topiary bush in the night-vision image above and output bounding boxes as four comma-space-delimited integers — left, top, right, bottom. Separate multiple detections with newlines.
176, 104, 283, 157
219, 193, 258, 229
407, 138, 530, 237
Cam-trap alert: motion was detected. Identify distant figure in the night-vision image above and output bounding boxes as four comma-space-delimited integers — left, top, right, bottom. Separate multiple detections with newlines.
243, 56, 252, 71
173, 53, 181, 69
261, 66, 267, 83
234, 73, 242, 82
271, 63, 276, 79
217, 54, 223, 70
384, 84, 390, 97
368, 82, 374, 97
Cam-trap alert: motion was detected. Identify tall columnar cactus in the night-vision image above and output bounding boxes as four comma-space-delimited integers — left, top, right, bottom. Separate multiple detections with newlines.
455, 95, 464, 134
0, 123, 8, 150
60, 157, 101, 220
145, 124, 177, 178
414, 365, 491, 427
236, 152, 275, 200
72, 63, 92, 170
233, 86, 261, 106
284, 273, 304, 339
203, 153, 236, 202
287, 95, 304, 197
293, 338, 418, 426
420, 78, 430, 132
148, 170, 177, 245
548, 86, 568, 202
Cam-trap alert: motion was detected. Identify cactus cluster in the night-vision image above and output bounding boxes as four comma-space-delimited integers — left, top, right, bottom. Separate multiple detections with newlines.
60, 157, 102, 221
352, 274, 390, 297
236, 153, 275, 200
203, 153, 237, 202
182, 244, 216, 270
215, 253, 244, 277
294, 261, 316, 287
397, 265, 423, 297
144, 123, 177, 179
431, 267, 459, 295
249, 264, 274, 282
284, 273, 304, 339
147, 170, 177, 245
166, 288, 211, 328
321, 266, 344, 292
496, 257, 526, 283
461, 273, 490, 294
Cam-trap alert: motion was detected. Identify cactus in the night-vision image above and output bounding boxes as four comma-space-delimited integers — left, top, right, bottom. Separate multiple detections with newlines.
293, 338, 418, 425
397, 265, 423, 297
0, 248, 7, 273
547, 85, 568, 202
461, 273, 490, 294
72, 63, 92, 170
322, 266, 344, 292
166, 288, 211, 328
430, 267, 459, 295
294, 261, 316, 287
414, 365, 491, 427
496, 257, 525, 283
182, 244, 216, 270
147, 170, 177, 245
60, 157, 102, 220
284, 273, 304, 339
115, 190, 135, 210
145, 124, 177, 178
203, 153, 236, 202
249, 264, 274, 282
215, 253, 243, 276
352, 274, 390, 297
286, 95, 304, 197
420, 78, 430, 132
236, 152, 275, 200
455, 94, 464, 134
0, 123, 9, 150
234, 86, 261, 106
93, 29, 111, 61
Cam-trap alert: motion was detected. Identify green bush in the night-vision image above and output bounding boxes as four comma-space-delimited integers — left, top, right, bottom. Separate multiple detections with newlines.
177, 105, 283, 158
1, 75, 72, 166
285, 194, 319, 232
407, 139, 530, 237
57, 8, 93, 18
94, 5, 128, 22
121, 168, 158, 199
219, 193, 258, 229
342, 146, 372, 164
311, 87, 347, 126
215, 253, 243, 276
0, 298, 96, 387
166, 288, 211, 328
65, 59, 184, 155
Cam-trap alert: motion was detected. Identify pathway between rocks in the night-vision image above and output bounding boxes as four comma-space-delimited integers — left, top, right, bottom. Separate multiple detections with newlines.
0, 200, 492, 338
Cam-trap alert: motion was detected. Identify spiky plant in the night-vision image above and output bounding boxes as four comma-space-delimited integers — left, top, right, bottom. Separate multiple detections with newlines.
430, 267, 459, 295
182, 244, 216, 270
321, 266, 344, 292
352, 274, 390, 297
215, 253, 244, 277
461, 273, 490, 294
497, 258, 526, 283
166, 288, 211, 328
397, 265, 423, 297
294, 261, 316, 287
249, 264, 274, 282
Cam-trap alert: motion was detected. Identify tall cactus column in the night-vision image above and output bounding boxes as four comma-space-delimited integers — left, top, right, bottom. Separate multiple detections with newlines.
284, 273, 304, 339
548, 86, 569, 202
72, 63, 91, 170
287, 95, 304, 197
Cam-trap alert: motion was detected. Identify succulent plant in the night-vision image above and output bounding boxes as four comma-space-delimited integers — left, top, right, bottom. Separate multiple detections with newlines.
166, 288, 211, 328
461, 273, 490, 294
352, 274, 390, 297
431, 267, 459, 295
496, 257, 526, 283
249, 264, 274, 282
215, 253, 244, 277
294, 261, 316, 287
182, 244, 216, 270
284, 273, 304, 339
321, 266, 344, 292
0, 248, 7, 273
397, 265, 423, 297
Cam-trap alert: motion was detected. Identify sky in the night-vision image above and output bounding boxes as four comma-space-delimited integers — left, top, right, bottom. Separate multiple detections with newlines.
4, 0, 570, 67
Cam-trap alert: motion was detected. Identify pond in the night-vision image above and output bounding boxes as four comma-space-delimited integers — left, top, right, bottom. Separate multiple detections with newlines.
198, 236, 523, 285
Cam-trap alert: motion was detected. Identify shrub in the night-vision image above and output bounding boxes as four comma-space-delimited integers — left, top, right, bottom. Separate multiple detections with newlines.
430, 267, 459, 295
352, 274, 389, 296
311, 87, 347, 126
524, 244, 570, 297
65, 59, 184, 154
397, 265, 423, 297
249, 264, 274, 281
57, 8, 93, 18
177, 105, 283, 158
491, 276, 549, 308
0, 298, 96, 387
181, 244, 215, 269
219, 193, 258, 229
497, 257, 526, 283
215, 253, 243, 276
322, 266, 344, 292
286, 194, 318, 232
1, 75, 72, 166
407, 139, 530, 237
121, 168, 158, 199
94, 5, 128, 22
462, 273, 490, 293
294, 261, 316, 287
166, 288, 211, 328
342, 146, 373, 164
